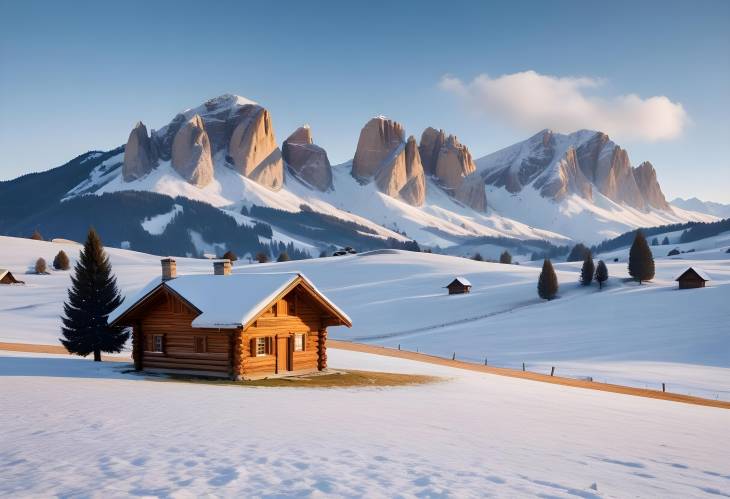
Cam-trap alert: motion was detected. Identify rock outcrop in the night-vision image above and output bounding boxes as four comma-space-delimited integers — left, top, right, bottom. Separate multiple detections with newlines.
228, 106, 283, 191
123, 121, 158, 181
351, 117, 425, 206
171, 114, 214, 187
479, 129, 672, 212
282, 126, 333, 191
419, 128, 486, 212
633, 161, 671, 210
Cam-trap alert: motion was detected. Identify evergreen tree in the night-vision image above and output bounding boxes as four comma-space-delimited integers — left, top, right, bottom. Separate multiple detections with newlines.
628, 230, 655, 284
566, 243, 590, 262
472, 252, 484, 261
537, 259, 559, 300
499, 250, 512, 264
222, 250, 238, 262
277, 251, 290, 262
668, 248, 680, 256
35, 258, 47, 274
651, 237, 659, 246
53, 250, 70, 270
60, 228, 128, 361
255, 251, 269, 263
30, 229, 43, 241
580, 251, 594, 286
662, 236, 670, 245
594, 260, 608, 289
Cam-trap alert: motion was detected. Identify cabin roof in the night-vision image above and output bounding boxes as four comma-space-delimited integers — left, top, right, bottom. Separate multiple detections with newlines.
674, 266, 710, 282
445, 276, 472, 288
109, 272, 351, 329
0, 269, 8, 280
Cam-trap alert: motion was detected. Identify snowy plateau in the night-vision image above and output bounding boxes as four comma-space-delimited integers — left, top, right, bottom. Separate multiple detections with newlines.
1, 234, 729, 498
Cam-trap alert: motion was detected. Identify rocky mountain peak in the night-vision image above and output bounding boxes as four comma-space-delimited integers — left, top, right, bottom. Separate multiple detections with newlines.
352, 117, 406, 179
227, 106, 283, 191
634, 161, 670, 210
122, 121, 158, 181
283, 126, 332, 192
171, 114, 214, 187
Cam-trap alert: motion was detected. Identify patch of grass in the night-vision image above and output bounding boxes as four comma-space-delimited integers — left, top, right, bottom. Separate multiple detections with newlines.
142, 369, 441, 388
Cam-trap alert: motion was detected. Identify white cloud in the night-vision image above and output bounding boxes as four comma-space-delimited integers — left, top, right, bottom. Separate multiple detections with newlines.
438, 71, 688, 141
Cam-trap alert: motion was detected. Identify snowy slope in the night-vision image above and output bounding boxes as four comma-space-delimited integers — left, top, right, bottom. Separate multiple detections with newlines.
1, 349, 728, 497
671, 197, 730, 218
1, 235, 728, 399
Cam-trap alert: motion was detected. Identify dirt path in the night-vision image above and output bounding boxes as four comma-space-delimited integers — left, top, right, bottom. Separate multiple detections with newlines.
2, 340, 728, 409
328, 340, 730, 409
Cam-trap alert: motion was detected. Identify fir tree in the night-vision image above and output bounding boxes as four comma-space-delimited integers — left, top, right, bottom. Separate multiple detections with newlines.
222, 250, 238, 262
537, 259, 559, 300
472, 252, 484, 262
60, 228, 128, 361
628, 230, 655, 284
277, 252, 290, 262
651, 237, 659, 246
594, 260, 608, 289
35, 258, 47, 274
499, 250, 512, 264
255, 251, 269, 263
566, 243, 590, 262
30, 229, 43, 241
662, 236, 670, 245
53, 250, 70, 270
580, 251, 594, 286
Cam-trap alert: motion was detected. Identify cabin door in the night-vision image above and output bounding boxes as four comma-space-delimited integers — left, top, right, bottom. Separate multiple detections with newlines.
276, 336, 290, 373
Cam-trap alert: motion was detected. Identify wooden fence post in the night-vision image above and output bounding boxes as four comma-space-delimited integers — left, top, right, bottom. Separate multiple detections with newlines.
484, 357, 488, 366
522, 362, 525, 372
550, 366, 555, 376
662, 383, 666, 392
452, 352, 456, 360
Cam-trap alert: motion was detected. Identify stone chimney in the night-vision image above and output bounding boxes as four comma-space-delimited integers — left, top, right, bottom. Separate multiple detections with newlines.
161, 258, 177, 281
213, 259, 231, 276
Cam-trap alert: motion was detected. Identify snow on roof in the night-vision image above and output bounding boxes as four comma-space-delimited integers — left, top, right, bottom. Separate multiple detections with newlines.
674, 267, 711, 282
0, 269, 8, 280
108, 272, 351, 329
447, 276, 472, 287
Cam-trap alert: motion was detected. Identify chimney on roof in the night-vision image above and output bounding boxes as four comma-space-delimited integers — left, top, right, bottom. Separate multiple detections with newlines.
214, 259, 231, 276
161, 258, 176, 281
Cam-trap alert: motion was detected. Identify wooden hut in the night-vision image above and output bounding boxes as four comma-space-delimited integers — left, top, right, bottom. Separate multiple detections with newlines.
445, 277, 472, 295
0, 269, 24, 284
674, 267, 710, 289
109, 259, 351, 380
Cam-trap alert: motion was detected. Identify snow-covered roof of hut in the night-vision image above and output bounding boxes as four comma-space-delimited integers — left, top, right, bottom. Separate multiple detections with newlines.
0, 269, 8, 280
446, 276, 472, 287
109, 272, 351, 329
674, 266, 711, 282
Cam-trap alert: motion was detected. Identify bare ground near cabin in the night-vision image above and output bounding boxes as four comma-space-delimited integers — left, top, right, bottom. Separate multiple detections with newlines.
1, 340, 729, 408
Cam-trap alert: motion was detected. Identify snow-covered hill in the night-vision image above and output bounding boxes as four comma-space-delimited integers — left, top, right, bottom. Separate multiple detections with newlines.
671, 197, 730, 219
2, 235, 728, 399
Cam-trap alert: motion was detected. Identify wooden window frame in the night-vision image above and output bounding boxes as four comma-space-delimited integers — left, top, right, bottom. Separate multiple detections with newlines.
194, 336, 207, 353
255, 337, 272, 357
294, 332, 306, 352
152, 334, 164, 353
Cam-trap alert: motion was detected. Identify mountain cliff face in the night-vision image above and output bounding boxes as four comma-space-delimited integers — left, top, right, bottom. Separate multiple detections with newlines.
282, 126, 333, 192
122, 122, 158, 181
351, 117, 426, 206
170, 115, 214, 187
478, 129, 672, 212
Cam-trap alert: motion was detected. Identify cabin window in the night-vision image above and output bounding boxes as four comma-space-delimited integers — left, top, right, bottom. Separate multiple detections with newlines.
255, 337, 270, 356
194, 336, 207, 353
153, 334, 164, 353
294, 333, 306, 352
286, 295, 297, 316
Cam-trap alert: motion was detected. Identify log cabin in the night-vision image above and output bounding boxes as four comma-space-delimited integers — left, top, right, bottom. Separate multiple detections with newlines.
0, 269, 24, 284
108, 258, 351, 380
445, 277, 471, 295
674, 267, 710, 289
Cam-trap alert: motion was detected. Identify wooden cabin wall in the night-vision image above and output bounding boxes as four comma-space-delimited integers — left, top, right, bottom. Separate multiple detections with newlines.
137, 292, 232, 375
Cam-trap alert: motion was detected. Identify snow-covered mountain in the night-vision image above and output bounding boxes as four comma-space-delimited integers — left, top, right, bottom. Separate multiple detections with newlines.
0, 94, 717, 258
671, 197, 730, 219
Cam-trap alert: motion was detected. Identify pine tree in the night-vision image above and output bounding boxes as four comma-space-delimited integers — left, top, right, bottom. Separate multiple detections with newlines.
499, 250, 512, 264
594, 260, 608, 289
580, 251, 594, 286
222, 250, 238, 262
651, 237, 659, 246
277, 252, 290, 262
472, 252, 484, 261
255, 252, 269, 263
537, 259, 559, 300
53, 250, 70, 270
35, 258, 47, 274
566, 243, 590, 262
662, 236, 670, 245
628, 230, 655, 284
60, 228, 128, 361
30, 229, 43, 241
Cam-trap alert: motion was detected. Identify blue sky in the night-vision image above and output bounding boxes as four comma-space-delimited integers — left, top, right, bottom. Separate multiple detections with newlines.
1, 0, 728, 202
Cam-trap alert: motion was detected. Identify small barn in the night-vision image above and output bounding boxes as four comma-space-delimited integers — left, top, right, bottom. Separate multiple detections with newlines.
674, 267, 710, 289
0, 269, 24, 284
109, 258, 352, 380
445, 277, 472, 295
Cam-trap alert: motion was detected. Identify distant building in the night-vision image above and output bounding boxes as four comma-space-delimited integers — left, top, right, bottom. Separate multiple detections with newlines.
445, 277, 471, 295
0, 269, 24, 284
674, 267, 710, 289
